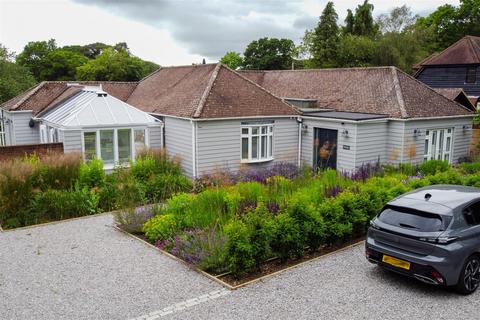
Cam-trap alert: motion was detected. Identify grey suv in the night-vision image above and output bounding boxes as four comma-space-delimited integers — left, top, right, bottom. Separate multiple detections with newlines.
366, 185, 480, 294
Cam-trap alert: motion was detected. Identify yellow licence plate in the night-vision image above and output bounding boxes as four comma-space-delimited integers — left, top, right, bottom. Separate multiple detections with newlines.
382, 255, 411, 270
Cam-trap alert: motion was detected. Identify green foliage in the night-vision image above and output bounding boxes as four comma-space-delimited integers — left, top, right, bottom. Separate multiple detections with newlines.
16, 39, 57, 81
39, 49, 88, 81
224, 219, 255, 276
350, 0, 379, 38
287, 196, 325, 250
143, 213, 178, 241
0, 43, 36, 104
242, 37, 295, 70
419, 160, 450, 176
220, 51, 243, 70
79, 158, 105, 189
76, 48, 158, 81
32, 186, 100, 223
242, 204, 275, 267
310, 1, 339, 68
336, 34, 376, 67
30, 153, 82, 191
271, 212, 305, 260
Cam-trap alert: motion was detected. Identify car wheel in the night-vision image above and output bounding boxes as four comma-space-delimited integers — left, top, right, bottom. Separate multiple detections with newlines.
456, 255, 480, 295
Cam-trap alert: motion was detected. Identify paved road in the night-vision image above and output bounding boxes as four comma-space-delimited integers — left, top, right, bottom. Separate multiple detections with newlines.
1, 214, 479, 320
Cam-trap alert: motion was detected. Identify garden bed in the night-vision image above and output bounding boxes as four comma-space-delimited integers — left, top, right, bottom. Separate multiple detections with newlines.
116, 160, 480, 285
115, 223, 364, 288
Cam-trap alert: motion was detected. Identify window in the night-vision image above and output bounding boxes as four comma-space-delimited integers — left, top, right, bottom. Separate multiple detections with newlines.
100, 130, 114, 164
241, 124, 273, 162
118, 129, 132, 163
463, 202, 480, 225
134, 129, 146, 156
0, 117, 5, 146
378, 206, 451, 232
84, 132, 97, 161
466, 67, 477, 84
424, 128, 453, 163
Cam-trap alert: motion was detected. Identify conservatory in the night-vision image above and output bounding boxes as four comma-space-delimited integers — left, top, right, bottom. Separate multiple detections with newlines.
36, 86, 163, 168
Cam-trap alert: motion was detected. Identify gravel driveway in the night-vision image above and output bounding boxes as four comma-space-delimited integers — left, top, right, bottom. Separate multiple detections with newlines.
1, 215, 478, 320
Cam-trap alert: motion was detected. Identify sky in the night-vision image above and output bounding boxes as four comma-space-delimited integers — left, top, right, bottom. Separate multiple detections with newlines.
0, 0, 460, 66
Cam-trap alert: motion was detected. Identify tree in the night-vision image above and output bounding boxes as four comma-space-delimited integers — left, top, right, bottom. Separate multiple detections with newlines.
352, 0, 379, 38
242, 38, 295, 70
220, 52, 243, 70
40, 49, 88, 81
377, 5, 418, 33
344, 9, 355, 34
310, 1, 339, 68
16, 39, 57, 81
0, 44, 36, 104
63, 42, 110, 59
337, 35, 376, 67
76, 48, 159, 81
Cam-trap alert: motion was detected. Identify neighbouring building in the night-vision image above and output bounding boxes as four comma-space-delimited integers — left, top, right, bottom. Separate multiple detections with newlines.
1, 63, 475, 178
415, 35, 480, 107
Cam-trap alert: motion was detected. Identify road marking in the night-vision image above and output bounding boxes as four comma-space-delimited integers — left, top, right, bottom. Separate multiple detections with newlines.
129, 289, 230, 319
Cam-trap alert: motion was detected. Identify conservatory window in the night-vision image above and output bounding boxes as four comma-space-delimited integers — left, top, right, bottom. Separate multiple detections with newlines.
241, 124, 273, 162
134, 129, 146, 156
118, 129, 132, 163
100, 130, 115, 164
0, 118, 5, 146
84, 131, 97, 161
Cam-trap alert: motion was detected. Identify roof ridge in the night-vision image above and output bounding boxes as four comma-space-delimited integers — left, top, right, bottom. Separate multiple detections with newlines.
239, 66, 395, 73
390, 67, 408, 118
193, 63, 222, 118
226, 65, 301, 115
467, 36, 480, 63
396, 67, 474, 114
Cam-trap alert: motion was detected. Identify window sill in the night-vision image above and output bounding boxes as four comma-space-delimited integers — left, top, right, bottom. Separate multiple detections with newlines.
241, 157, 274, 164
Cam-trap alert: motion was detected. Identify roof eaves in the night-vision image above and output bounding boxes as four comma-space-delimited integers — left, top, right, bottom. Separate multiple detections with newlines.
5, 81, 46, 111
391, 67, 408, 118
193, 63, 222, 118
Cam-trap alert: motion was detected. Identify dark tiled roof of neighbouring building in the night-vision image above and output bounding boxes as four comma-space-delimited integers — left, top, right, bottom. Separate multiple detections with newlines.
240, 67, 473, 118
417, 36, 480, 66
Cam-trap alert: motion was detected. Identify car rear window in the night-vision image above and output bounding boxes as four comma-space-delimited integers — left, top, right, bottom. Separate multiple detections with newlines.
378, 206, 451, 232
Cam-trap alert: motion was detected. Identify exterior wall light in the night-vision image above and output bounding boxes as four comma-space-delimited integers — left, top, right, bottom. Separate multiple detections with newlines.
342, 129, 349, 137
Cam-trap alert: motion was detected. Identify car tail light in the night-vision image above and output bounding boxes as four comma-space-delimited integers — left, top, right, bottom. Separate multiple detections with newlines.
418, 236, 458, 245
431, 271, 445, 284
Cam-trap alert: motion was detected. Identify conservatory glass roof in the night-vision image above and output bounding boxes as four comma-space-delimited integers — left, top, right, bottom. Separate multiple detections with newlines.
38, 87, 160, 128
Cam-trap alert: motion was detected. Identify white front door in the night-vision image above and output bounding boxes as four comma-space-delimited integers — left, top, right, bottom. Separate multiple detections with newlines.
424, 128, 453, 163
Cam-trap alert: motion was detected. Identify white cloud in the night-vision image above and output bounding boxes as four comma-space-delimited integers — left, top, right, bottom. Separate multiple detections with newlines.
0, 0, 461, 65
0, 0, 203, 65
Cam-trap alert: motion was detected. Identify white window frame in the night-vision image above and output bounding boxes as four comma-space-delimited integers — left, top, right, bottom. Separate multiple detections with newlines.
82, 127, 149, 167
0, 117, 5, 147
241, 124, 274, 163
424, 128, 454, 163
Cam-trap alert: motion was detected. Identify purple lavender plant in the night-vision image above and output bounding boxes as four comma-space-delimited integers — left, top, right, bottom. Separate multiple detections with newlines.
324, 185, 343, 198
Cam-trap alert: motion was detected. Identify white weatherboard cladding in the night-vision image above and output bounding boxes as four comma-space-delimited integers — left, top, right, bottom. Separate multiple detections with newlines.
301, 118, 356, 172
11, 111, 39, 145
402, 117, 473, 164
356, 121, 388, 166
41, 90, 158, 128
164, 117, 193, 177
195, 118, 298, 175
386, 120, 405, 165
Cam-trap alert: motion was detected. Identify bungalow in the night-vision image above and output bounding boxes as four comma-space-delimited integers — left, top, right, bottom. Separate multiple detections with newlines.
1, 63, 475, 178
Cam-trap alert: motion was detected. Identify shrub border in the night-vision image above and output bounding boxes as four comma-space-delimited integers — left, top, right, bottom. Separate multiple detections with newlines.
113, 224, 365, 290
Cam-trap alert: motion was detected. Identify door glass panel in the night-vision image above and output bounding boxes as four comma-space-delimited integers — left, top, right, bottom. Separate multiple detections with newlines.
84, 132, 97, 161
100, 130, 114, 164
269, 135, 273, 157
313, 128, 338, 170
446, 137, 451, 151
118, 129, 131, 163
252, 127, 258, 135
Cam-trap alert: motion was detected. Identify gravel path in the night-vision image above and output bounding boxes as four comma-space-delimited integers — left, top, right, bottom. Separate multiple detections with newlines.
0, 214, 221, 320
167, 244, 479, 320
2, 215, 479, 320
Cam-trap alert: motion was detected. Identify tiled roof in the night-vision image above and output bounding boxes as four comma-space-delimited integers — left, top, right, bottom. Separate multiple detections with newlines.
1, 81, 138, 115
127, 63, 299, 118
418, 36, 480, 66
434, 88, 477, 111
240, 67, 473, 118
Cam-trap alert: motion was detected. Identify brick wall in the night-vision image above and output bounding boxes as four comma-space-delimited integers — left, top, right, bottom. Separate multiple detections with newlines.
0, 143, 64, 162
